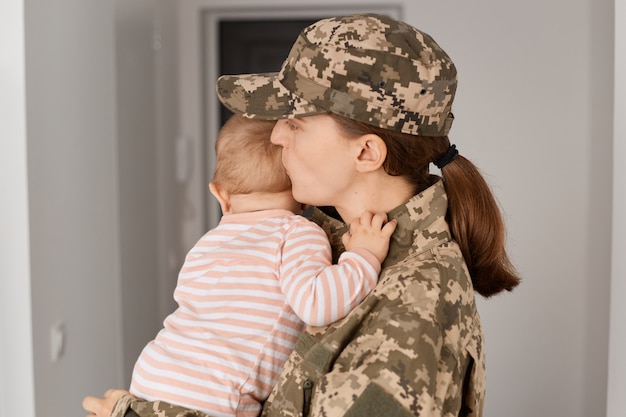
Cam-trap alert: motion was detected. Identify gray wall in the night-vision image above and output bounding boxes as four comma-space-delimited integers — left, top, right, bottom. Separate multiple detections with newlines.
405, 2, 614, 416
114, 0, 178, 385
0, 1, 125, 416
0, 1, 621, 417
24, 0, 124, 415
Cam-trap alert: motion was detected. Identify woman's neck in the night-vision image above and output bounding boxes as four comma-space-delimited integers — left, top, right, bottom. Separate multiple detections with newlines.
334, 174, 415, 222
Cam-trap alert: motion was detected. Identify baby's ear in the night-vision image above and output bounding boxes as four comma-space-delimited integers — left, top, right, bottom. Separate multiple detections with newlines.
209, 182, 231, 214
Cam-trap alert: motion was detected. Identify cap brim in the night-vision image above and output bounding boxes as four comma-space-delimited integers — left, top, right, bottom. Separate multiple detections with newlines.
216, 72, 326, 120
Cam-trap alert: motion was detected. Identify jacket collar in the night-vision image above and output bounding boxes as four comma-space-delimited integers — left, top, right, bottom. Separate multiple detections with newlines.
384, 178, 452, 267
311, 178, 452, 267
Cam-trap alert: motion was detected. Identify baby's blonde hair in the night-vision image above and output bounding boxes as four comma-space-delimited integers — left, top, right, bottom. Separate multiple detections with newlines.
212, 114, 290, 194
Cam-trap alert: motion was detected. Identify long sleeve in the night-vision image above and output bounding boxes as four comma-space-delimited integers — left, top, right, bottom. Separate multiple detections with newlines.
277, 220, 380, 326
124, 210, 381, 417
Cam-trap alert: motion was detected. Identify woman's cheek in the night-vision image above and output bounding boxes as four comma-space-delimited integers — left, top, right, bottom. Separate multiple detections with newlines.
290, 175, 320, 205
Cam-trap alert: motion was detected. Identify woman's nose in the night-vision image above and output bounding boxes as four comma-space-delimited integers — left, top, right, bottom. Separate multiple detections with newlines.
270, 121, 287, 146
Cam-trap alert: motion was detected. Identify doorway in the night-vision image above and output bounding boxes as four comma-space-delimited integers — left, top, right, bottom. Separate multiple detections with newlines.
175, 3, 402, 252
218, 19, 319, 125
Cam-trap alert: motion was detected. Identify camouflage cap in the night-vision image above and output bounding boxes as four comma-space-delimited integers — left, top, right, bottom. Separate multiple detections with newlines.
216, 14, 457, 136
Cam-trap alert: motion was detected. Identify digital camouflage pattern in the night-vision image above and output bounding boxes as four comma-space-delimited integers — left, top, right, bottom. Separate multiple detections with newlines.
260, 179, 485, 417
110, 179, 486, 417
216, 14, 457, 137
111, 394, 208, 417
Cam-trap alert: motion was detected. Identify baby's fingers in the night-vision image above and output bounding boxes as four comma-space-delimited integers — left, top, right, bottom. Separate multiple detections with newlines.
341, 230, 351, 248
369, 212, 389, 229
381, 218, 398, 236
355, 211, 373, 227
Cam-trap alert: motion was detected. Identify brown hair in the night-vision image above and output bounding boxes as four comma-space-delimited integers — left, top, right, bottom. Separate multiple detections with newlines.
329, 113, 520, 297
212, 115, 290, 194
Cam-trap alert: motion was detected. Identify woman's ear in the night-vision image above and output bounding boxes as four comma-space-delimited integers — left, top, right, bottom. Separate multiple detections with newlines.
355, 134, 387, 173
208, 182, 231, 214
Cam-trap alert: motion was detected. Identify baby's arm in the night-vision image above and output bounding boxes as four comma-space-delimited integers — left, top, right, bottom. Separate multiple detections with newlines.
279, 213, 396, 326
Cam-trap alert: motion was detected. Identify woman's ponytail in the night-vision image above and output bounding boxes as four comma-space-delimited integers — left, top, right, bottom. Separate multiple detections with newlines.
441, 156, 520, 296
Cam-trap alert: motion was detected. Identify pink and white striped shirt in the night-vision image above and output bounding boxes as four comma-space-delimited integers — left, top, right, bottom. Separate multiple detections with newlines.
130, 209, 380, 417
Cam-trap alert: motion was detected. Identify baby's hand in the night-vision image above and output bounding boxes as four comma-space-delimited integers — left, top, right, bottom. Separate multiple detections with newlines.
83, 389, 131, 417
342, 212, 397, 263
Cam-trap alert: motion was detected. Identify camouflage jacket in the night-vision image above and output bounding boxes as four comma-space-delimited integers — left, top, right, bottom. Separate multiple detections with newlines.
111, 179, 485, 417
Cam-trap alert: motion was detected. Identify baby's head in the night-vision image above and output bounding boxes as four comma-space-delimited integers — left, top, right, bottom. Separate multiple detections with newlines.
212, 114, 290, 194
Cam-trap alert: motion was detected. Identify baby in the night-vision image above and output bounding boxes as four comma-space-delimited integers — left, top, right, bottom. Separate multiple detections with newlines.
128, 114, 396, 417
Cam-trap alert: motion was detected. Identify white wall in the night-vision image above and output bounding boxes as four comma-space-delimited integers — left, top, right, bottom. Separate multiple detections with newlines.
607, 1, 625, 415
0, 1, 35, 416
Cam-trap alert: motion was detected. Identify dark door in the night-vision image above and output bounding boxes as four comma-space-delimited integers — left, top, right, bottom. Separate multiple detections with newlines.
218, 19, 319, 125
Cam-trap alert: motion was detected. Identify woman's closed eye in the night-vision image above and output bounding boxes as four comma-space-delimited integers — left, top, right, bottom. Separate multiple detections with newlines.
285, 120, 298, 131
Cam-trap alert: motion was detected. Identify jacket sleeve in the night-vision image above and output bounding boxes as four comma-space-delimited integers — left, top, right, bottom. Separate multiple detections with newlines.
260, 279, 448, 417
310, 312, 444, 417
111, 395, 212, 417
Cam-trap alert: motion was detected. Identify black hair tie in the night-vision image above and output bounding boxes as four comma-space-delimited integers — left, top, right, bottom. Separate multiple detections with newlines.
433, 144, 459, 169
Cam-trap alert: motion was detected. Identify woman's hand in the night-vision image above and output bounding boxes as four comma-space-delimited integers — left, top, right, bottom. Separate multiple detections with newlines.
82, 388, 130, 417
